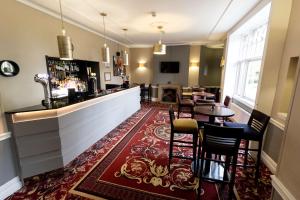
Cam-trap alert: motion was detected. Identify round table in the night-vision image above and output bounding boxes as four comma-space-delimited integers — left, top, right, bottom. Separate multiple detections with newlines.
193, 106, 235, 123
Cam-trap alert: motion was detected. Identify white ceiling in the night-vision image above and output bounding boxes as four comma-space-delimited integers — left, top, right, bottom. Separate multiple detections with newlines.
18, 0, 261, 47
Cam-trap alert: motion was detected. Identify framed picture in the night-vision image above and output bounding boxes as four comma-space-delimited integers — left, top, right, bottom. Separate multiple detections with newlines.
104, 72, 111, 81
113, 53, 126, 76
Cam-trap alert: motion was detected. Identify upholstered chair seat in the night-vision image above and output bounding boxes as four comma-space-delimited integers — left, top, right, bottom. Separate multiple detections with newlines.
173, 118, 198, 132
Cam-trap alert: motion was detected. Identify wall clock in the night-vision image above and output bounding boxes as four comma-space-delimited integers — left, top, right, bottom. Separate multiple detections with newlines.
0, 60, 20, 77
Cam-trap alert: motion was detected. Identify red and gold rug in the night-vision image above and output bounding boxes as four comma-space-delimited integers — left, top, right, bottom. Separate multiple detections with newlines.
70, 107, 219, 200
7, 103, 272, 200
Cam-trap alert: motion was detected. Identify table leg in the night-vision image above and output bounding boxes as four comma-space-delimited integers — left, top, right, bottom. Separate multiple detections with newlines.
209, 116, 215, 124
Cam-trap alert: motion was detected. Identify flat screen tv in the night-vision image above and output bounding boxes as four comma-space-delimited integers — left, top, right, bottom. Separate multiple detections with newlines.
160, 61, 179, 73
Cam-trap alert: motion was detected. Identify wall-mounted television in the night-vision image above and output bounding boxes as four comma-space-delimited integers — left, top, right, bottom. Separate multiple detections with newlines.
160, 61, 179, 73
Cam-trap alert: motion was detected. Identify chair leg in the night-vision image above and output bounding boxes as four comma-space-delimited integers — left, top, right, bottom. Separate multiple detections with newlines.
229, 155, 238, 200
224, 156, 230, 180
177, 106, 181, 119
193, 131, 198, 175
169, 131, 174, 169
198, 150, 206, 200
196, 134, 202, 175
243, 140, 249, 168
255, 139, 263, 184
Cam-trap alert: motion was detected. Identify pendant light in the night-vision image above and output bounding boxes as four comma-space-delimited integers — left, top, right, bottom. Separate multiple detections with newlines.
57, 0, 74, 60
122, 28, 129, 66
153, 26, 166, 55
100, 13, 110, 63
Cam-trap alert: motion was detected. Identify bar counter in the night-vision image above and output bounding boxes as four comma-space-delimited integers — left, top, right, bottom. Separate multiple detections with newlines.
5, 86, 141, 179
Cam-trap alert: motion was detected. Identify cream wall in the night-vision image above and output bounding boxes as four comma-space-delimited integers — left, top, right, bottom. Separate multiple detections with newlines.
272, 0, 300, 198
256, 0, 293, 116
129, 48, 153, 84
0, 0, 128, 133
222, 0, 293, 174
188, 45, 200, 86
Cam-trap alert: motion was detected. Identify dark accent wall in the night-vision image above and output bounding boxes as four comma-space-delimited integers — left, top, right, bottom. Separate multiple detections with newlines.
199, 46, 223, 86
153, 45, 190, 86
0, 138, 18, 185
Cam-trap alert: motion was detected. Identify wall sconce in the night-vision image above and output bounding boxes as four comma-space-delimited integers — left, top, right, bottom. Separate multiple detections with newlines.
138, 62, 146, 68
220, 56, 225, 67
189, 61, 199, 68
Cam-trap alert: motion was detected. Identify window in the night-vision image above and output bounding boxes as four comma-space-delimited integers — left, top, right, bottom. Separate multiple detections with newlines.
223, 3, 271, 107
234, 24, 267, 103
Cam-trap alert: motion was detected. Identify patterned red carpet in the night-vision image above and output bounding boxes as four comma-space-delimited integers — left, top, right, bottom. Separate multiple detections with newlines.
70, 106, 218, 200
7, 103, 272, 200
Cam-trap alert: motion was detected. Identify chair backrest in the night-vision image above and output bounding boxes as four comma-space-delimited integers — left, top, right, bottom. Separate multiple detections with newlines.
148, 84, 152, 96
176, 93, 182, 104
248, 109, 270, 135
202, 124, 243, 156
169, 106, 176, 129
196, 99, 215, 104
223, 96, 231, 107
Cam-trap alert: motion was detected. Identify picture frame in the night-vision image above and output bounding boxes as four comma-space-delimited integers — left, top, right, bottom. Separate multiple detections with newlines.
0, 60, 20, 77
113, 53, 126, 76
104, 72, 111, 81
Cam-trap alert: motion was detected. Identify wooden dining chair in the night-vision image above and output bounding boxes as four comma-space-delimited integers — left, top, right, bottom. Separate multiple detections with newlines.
223, 96, 231, 107
177, 92, 194, 118
224, 109, 270, 184
169, 106, 198, 172
197, 124, 243, 199
215, 96, 232, 124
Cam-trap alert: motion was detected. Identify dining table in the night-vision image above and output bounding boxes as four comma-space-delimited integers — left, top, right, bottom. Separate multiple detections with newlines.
193, 105, 235, 124
192, 106, 235, 175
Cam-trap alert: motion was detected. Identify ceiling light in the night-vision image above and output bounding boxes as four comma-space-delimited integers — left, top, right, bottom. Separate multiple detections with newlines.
153, 26, 166, 55
57, 0, 74, 60
100, 13, 110, 63
122, 28, 129, 66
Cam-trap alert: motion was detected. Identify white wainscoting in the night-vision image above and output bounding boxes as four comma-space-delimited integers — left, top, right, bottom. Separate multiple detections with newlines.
271, 175, 296, 200
230, 103, 280, 174
270, 118, 285, 131
0, 176, 22, 200
261, 151, 277, 174
0, 132, 11, 141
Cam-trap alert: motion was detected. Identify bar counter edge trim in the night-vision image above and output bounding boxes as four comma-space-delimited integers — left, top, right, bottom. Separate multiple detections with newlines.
11, 86, 140, 123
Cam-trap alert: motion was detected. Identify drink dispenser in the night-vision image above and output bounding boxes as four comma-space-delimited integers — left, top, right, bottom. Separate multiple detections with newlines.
87, 67, 97, 95
34, 74, 51, 107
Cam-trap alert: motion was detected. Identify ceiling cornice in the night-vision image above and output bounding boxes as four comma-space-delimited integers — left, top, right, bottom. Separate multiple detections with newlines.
17, 0, 227, 48
16, 0, 130, 47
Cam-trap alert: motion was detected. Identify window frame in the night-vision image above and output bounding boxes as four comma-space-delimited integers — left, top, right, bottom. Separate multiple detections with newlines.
231, 23, 268, 107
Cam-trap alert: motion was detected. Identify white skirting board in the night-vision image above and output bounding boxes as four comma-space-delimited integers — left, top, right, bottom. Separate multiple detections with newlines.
261, 151, 277, 174
271, 175, 296, 200
0, 132, 11, 141
0, 177, 22, 200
